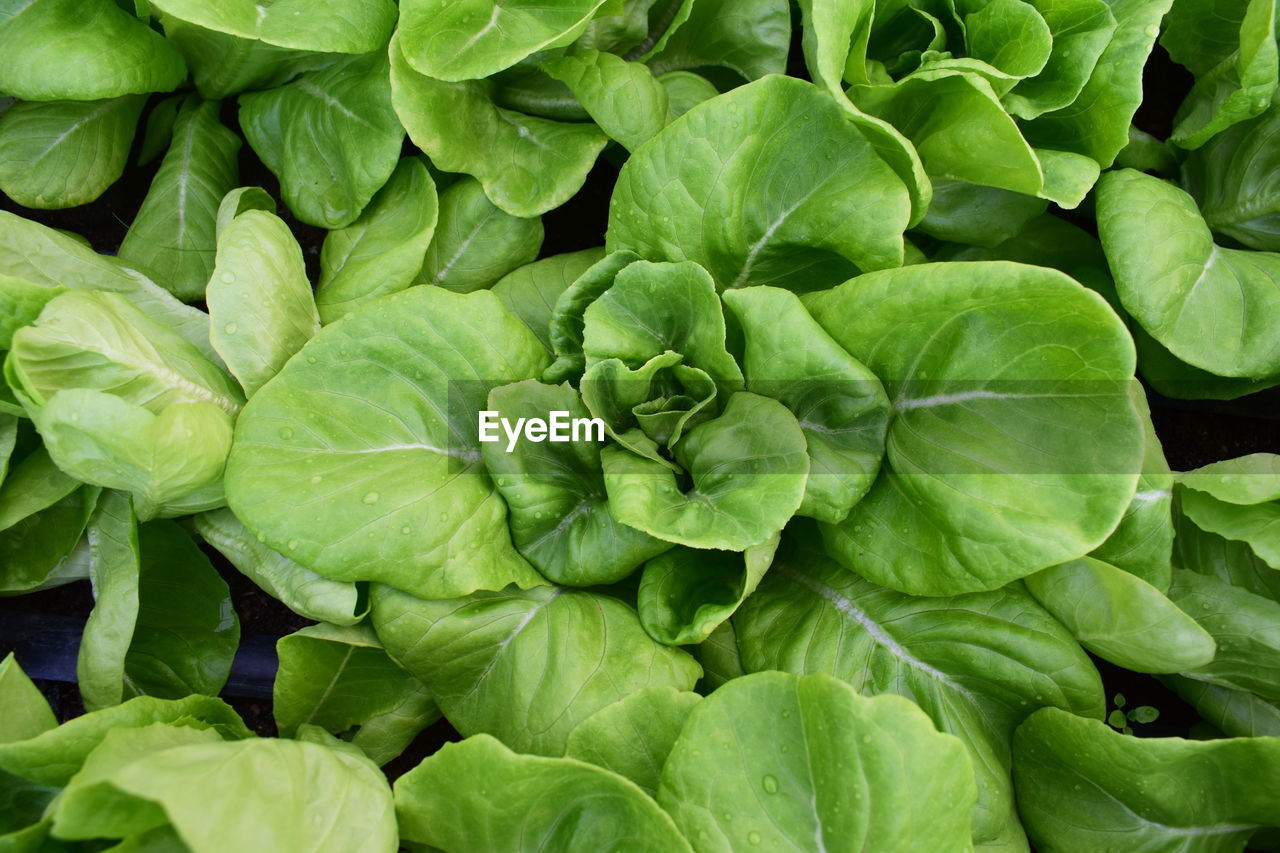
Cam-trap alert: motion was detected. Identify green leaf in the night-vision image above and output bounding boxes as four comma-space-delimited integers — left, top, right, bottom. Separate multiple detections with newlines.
1174, 502, 1280, 601
0, 96, 146, 209
647, 0, 791, 81
316, 157, 438, 324
1099, 169, 1280, 378
1022, 0, 1175, 167
1002, 0, 1117, 119
7, 290, 243, 418
1014, 706, 1280, 852
1024, 556, 1216, 673
395, 734, 692, 852
482, 380, 669, 585
214, 186, 275, 239
912, 179, 1048, 246
804, 261, 1143, 595
225, 287, 546, 600
1169, 569, 1280, 702
371, 583, 701, 756
493, 248, 606, 352
239, 52, 403, 229
544, 51, 669, 152
0, 694, 250, 787
0, 655, 56, 744
38, 390, 232, 520
0, 446, 78, 533
148, 0, 396, 53
1164, 675, 1280, 737
659, 671, 976, 852
545, 250, 642, 381
416, 176, 544, 292
604, 393, 809, 550
609, 75, 912, 290
397, 0, 610, 82
117, 99, 242, 302
194, 508, 365, 626
637, 537, 777, 645
734, 536, 1103, 847
346, 685, 439, 767
76, 491, 141, 711
0, 211, 218, 360
1184, 100, 1280, 251
159, 17, 333, 101
207, 210, 319, 397
0, 274, 60, 351
1180, 453, 1280, 505
723, 286, 889, 524
390, 34, 609, 218
50, 723, 222, 842
0, 0, 186, 100
1164, 0, 1278, 149
110, 739, 397, 853
1179, 485, 1280, 568
274, 623, 428, 743
696, 620, 745, 692
0, 482, 96, 596
563, 687, 700, 797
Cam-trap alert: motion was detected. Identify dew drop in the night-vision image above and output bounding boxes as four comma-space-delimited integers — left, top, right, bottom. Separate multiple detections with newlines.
401, 526, 411, 535
223, 322, 239, 335
362, 491, 380, 504
279, 427, 294, 439
220, 272, 236, 284
309, 475, 322, 484
762, 775, 779, 794
439, 512, 449, 522
287, 539, 299, 550
306, 356, 318, 364
748, 831, 762, 846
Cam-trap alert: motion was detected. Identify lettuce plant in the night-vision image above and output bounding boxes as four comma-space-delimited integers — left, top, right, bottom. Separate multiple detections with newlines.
5, 1, 1280, 851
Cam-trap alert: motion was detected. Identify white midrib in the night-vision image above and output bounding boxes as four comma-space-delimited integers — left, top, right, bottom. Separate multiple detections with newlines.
309, 442, 480, 463
458, 5, 501, 53
93, 341, 240, 414
893, 389, 1040, 412
173, 114, 199, 256
1132, 489, 1171, 503
464, 589, 563, 700
295, 80, 374, 130
300, 646, 355, 727
430, 220, 485, 286
523, 498, 596, 552
32, 100, 121, 166
728, 200, 805, 290
779, 565, 971, 695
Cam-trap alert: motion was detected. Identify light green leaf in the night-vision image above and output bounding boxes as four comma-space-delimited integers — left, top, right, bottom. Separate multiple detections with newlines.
1002, 0, 1116, 119
239, 52, 403, 229
603, 393, 809, 550
194, 509, 364, 626
159, 16, 333, 101
1180, 483, 1280, 568
416, 176, 543, 292
225, 287, 546, 599
76, 490, 140, 711
1174, 503, 1280, 602
493, 248, 606, 352
647, 0, 791, 81
0, 655, 56, 744
1022, 0, 1175, 167
371, 583, 701, 756
1168, 568, 1280, 703
346, 685, 440, 767
1025, 556, 1216, 673
390, 34, 609, 218
545, 250, 641, 381
545, 51, 669, 152
0, 274, 60, 351
0, 0, 186, 100
804, 261, 1143, 595
1014, 706, 1280, 852
317, 158, 438, 324
117, 99, 242, 302
110, 739, 397, 853
274, 623, 427, 743
214, 186, 275, 239
207, 210, 319, 397
657, 70, 718, 119
38, 391, 232, 520
735, 536, 1102, 847
1099, 169, 1280, 378
723, 286, 889, 524
659, 671, 976, 852
483, 380, 669, 586
148, 0, 396, 53
913, 179, 1048, 247
637, 537, 776, 645
1184, 100, 1280, 251
394, 734, 692, 852
397, 0, 610, 82
0, 211, 217, 360
7, 290, 243, 418
563, 687, 700, 797
0, 96, 145, 209
0, 694, 250, 787
50, 723, 222, 842
609, 75, 912, 290
1180, 453, 1280, 505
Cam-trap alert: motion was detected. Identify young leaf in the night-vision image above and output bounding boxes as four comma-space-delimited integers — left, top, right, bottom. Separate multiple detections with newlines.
416, 176, 543, 292
148, 0, 396, 53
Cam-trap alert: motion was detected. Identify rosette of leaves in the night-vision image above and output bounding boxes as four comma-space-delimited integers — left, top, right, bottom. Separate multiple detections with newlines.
793, 0, 1175, 246
388, 0, 793, 217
